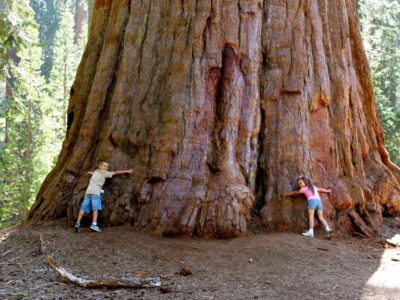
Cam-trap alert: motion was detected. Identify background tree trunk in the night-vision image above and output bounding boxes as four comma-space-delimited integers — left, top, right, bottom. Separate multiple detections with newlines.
28, 0, 400, 238
74, 0, 85, 44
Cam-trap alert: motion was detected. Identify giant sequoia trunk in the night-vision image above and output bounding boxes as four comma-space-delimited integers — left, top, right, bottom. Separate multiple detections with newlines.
29, 0, 400, 238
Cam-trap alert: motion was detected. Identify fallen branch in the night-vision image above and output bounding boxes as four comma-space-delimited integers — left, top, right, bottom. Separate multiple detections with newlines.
39, 234, 47, 255
317, 247, 329, 252
1, 249, 12, 257
46, 256, 161, 289
385, 239, 400, 248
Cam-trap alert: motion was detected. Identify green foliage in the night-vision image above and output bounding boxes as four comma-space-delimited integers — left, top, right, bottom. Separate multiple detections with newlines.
29, 0, 64, 78
359, 0, 400, 165
30, 0, 88, 79
47, 1, 87, 145
0, 0, 37, 80
0, 0, 46, 227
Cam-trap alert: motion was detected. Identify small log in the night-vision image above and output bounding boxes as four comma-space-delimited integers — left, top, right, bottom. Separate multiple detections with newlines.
46, 256, 161, 288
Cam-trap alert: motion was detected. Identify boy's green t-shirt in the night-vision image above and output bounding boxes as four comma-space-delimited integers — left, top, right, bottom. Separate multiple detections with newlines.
85, 169, 114, 195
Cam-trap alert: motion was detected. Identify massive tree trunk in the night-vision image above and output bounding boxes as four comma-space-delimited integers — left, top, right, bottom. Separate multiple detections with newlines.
28, 0, 400, 238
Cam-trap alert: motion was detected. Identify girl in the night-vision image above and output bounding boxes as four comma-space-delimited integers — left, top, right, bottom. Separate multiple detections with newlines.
285, 175, 332, 237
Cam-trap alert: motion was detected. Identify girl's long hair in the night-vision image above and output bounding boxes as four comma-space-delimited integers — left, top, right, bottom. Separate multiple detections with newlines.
297, 175, 315, 194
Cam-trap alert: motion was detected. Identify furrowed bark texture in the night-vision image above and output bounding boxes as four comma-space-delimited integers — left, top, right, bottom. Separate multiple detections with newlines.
29, 0, 400, 238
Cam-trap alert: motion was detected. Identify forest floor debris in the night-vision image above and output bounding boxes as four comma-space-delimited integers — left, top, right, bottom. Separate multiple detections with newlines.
0, 218, 399, 299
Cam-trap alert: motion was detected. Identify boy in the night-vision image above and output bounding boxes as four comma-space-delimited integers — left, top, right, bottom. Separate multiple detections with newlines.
75, 161, 133, 232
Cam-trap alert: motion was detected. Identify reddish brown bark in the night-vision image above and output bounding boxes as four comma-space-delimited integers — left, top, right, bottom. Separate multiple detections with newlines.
28, 0, 400, 238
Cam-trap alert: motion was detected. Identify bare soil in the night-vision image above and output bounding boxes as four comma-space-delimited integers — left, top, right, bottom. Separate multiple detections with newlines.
1, 217, 399, 300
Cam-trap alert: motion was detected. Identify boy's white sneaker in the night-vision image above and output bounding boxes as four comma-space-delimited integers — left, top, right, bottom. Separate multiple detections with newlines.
90, 223, 102, 232
302, 229, 314, 237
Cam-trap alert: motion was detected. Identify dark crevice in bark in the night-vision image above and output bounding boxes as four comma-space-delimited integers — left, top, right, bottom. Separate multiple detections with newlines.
67, 111, 74, 130
206, 65, 222, 173
237, 2, 242, 47
254, 165, 265, 214
147, 176, 166, 184
201, 17, 211, 55
254, 95, 266, 213
137, 0, 152, 77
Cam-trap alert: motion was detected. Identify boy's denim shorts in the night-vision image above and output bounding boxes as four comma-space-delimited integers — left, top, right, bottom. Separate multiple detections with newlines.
307, 199, 323, 211
81, 194, 102, 213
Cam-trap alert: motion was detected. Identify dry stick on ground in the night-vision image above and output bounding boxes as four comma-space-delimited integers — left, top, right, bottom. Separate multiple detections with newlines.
39, 234, 47, 255
46, 256, 161, 289
38, 235, 161, 289
383, 240, 400, 248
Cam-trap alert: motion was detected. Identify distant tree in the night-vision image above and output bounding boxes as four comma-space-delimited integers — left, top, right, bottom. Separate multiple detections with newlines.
74, 0, 86, 43
30, 0, 88, 79
29, 0, 64, 79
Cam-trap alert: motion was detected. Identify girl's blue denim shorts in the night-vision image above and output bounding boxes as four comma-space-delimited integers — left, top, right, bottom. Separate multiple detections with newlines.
81, 194, 102, 213
307, 198, 323, 211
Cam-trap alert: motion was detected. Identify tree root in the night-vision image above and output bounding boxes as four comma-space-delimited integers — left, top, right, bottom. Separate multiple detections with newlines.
348, 210, 374, 238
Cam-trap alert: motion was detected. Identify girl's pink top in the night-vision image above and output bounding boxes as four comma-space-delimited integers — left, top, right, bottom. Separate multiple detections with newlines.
299, 186, 320, 201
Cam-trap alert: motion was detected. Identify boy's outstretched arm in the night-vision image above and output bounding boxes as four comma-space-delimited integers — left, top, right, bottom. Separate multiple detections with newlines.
113, 169, 133, 176
284, 191, 302, 197
87, 171, 94, 175
317, 188, 332, 194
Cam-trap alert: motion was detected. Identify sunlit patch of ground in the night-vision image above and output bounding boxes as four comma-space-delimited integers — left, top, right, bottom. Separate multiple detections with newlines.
0, 226, 16, 243
362, 234, 400, 299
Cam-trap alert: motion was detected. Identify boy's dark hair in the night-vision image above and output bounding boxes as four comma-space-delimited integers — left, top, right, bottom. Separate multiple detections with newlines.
97, 161, 108, 167
297, 175, 315, 194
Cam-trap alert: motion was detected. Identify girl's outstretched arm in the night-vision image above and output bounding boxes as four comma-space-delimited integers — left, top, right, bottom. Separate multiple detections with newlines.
317, 188, 332, 194
284, 191, 302, 197
113, 169, 133, 176
87, 171, 94, 175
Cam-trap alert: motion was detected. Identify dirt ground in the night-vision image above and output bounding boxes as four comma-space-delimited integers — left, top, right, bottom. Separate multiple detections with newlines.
1, 217, 400, 300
